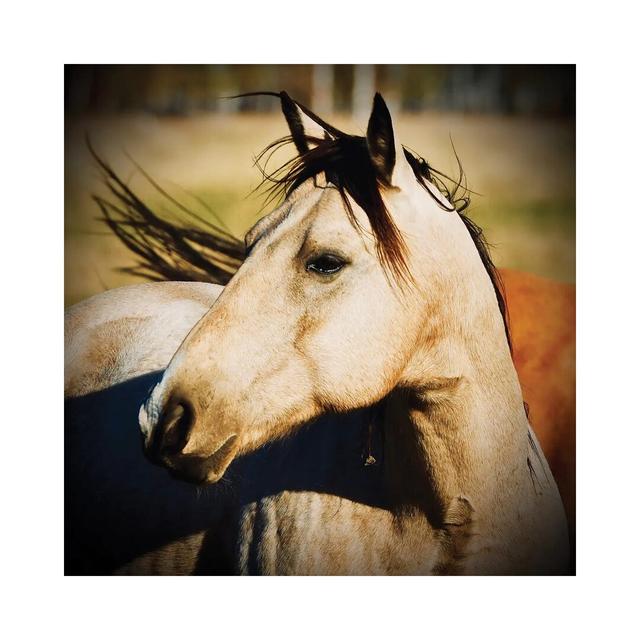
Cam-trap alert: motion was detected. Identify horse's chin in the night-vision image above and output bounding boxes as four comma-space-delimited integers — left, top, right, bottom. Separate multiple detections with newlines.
154, 434, 240, 486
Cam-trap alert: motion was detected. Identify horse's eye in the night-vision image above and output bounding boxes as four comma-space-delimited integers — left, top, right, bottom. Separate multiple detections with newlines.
306, 254, 346, 276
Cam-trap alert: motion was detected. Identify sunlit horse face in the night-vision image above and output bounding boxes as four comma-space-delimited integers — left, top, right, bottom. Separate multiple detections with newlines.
139, 93, 475, 483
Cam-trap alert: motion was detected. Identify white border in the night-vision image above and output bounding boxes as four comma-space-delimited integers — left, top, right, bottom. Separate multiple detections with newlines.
3, 1, 639, 637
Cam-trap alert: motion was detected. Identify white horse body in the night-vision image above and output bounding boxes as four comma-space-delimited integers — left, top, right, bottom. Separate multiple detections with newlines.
65, 281, 218, 397
65, 282, 227, 574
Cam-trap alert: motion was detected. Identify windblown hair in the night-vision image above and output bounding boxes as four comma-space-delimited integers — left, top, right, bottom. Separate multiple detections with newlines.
89, 139, 244, 285
90, 93, 511, 349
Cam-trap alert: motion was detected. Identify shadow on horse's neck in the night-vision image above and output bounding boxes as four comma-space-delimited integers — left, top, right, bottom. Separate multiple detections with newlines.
226, 404, 390, 509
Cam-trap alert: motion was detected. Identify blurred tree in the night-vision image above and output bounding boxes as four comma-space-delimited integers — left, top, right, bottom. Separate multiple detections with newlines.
352, 64, 376, 119
64, 64, 575, 118
311, 65, 334, 114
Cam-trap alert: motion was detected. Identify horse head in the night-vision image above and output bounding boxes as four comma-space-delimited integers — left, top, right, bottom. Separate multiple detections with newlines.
139, 92, 508, 485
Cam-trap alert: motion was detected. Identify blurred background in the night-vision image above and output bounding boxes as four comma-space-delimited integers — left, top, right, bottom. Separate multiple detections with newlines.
65, 64, 575, 306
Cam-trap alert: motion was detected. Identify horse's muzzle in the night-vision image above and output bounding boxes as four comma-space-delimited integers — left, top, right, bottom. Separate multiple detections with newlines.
139, 392, 238, 484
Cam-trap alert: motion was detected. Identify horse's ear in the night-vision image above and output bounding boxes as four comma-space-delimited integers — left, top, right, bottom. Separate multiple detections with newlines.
280, 91, 331, 155
366, 93, 414, 188
366, 93, 397, 186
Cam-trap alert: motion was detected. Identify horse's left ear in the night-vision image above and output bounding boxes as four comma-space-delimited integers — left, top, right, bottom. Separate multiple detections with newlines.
366, 93, 411, 188
281, 91, 333, 156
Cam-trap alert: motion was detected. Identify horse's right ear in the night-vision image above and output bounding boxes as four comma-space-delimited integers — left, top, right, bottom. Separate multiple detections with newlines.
280, 92, 332, 155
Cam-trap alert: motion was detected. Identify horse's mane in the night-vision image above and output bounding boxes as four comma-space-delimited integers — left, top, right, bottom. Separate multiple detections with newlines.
90, 94, 511, 350
90, 140, 245, 285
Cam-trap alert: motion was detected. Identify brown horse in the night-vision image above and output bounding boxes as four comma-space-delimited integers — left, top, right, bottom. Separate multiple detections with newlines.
501, 269, 575, 541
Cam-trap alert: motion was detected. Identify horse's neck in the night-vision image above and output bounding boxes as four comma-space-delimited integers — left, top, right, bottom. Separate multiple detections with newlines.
384, 369, 528, 518
384, 274, 532, 536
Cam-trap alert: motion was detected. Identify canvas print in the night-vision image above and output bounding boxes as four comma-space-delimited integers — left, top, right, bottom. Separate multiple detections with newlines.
64, 64, 575, 575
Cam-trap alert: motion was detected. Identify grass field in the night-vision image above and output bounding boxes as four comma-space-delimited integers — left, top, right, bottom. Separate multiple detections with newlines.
65, 112, 575, 307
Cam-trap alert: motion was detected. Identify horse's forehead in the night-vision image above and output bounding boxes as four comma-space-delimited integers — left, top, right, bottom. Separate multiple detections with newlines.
266, 185, 352, 242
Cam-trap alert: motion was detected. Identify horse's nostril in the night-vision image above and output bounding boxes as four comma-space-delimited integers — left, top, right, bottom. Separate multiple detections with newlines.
157, 399, 194, 457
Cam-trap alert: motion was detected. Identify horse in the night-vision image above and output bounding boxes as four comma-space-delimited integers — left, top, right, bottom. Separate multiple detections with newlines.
87, 133, 576, 535
66, 92, 573, 574
130, 92, 569, 574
